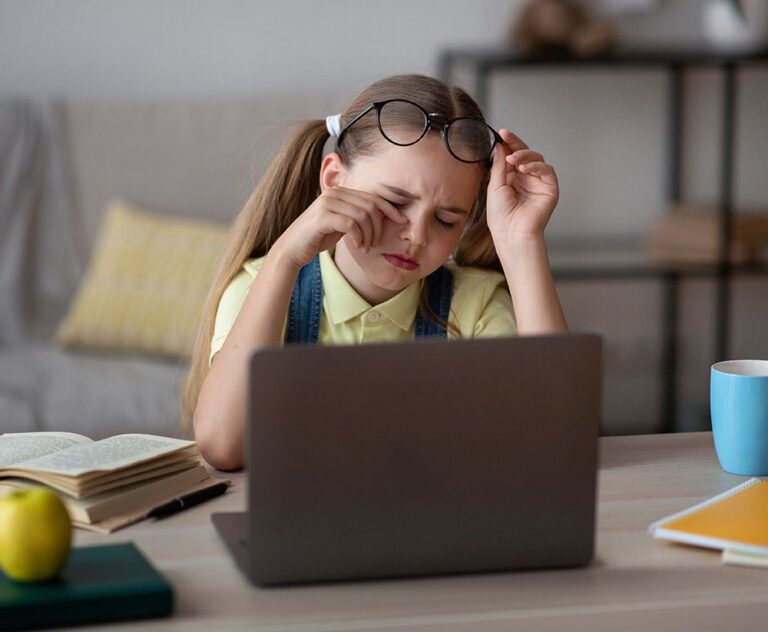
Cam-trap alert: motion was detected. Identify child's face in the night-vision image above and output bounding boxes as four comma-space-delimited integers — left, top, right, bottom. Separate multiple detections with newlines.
336, 135, 484, 296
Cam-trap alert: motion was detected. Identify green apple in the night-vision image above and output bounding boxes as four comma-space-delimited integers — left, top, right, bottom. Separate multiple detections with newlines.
0, 488, 72, 582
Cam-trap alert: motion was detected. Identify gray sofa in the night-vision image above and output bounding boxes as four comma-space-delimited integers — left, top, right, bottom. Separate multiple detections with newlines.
0, 96, 342, 439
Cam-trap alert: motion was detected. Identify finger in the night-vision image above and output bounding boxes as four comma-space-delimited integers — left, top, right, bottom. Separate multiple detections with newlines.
340, 194, 384, 249
333, 187, 408, 225
328, 190, 397, 249
321, 195, 374, 250
358, 191, 408, 225
488, 143, 510, 191
369, 205, 382, 249
325, 212, 366, 250
498, 128, 528, 153
339, 203, 374, 250
506, 149, 544, 166
517, 162, 558, 187
373, 196, 409, 225
355, 194, 385, 247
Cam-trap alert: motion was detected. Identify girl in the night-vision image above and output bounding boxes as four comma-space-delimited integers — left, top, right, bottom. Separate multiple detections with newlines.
182, 74, 567, 471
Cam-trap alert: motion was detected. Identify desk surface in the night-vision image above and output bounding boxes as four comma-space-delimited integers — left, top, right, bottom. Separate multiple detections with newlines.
71, 432, 768, 631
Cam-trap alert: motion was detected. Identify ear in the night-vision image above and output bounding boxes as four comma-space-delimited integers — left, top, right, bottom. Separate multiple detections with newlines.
319, 152, 345, 192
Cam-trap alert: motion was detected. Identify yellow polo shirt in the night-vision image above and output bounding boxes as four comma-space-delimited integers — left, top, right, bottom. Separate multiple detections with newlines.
209, 248, 517, 365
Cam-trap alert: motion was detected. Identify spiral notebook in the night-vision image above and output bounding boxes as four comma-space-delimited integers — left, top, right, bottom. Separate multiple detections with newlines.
649, 478, 768, 556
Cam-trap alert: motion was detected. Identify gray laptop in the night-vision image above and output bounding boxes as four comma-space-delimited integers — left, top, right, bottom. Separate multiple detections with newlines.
213, 333, 602, 586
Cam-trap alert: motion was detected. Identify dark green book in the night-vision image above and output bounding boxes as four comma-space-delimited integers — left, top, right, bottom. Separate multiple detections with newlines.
0, 542, 173, 631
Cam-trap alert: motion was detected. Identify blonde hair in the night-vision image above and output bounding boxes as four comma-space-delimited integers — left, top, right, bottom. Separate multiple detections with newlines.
180, 74, 500, 436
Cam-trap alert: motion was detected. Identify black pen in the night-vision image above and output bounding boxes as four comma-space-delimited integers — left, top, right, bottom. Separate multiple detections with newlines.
147, 482, 229, 519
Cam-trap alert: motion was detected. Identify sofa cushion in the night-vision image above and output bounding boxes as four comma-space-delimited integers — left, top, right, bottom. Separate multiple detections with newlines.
55, 200, 228, 359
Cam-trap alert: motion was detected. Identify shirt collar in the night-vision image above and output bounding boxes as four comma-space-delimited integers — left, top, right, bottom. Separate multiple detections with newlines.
319, 249, 420, 331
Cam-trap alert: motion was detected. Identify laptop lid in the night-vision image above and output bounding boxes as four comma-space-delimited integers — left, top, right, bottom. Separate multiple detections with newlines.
245, 333, 601, 585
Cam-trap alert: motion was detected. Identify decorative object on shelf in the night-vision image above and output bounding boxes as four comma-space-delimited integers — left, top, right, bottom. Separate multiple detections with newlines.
596, 0, 659, 14
703, 0, 768, 51
645, 203, 768, 265
509, 0, 617, 57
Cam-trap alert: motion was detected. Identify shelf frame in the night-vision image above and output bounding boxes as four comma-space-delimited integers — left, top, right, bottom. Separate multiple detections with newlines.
438, 46, 768, 432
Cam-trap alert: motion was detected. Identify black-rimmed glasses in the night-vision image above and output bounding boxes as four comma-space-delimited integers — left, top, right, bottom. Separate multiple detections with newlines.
337, 99, 502, 164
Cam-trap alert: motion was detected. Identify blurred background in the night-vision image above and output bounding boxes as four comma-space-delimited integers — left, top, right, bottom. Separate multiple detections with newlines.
1, 0, 767, 438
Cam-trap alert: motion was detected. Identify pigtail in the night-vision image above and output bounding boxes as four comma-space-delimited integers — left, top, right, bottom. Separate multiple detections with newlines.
453, 168, 501, 271
243, 119, 330, 258
180, 119, 329, 437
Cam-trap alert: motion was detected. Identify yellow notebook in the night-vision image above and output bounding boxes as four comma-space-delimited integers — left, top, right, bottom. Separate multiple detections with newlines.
649, 478, 768, 555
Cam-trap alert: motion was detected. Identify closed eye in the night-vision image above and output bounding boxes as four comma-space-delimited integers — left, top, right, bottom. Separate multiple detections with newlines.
385, 197, 458, 228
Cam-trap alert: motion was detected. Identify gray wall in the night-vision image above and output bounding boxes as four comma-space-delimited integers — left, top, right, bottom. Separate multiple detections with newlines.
2, 0, 767, 433
0, 0, 731, 98
0, 0, 515, 97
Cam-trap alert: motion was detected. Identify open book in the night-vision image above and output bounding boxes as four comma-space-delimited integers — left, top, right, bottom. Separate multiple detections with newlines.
0, 432, 226, 532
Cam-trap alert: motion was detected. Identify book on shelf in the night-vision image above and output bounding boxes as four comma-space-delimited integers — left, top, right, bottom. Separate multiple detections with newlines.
0, 432, 228, 533
646, 202, 768, 265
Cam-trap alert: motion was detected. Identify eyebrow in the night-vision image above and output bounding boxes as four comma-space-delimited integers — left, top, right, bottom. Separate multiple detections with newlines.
382, 184, 469, 215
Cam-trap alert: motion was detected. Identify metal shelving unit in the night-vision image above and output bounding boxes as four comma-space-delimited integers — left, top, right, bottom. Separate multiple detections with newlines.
438, 45, 768, 432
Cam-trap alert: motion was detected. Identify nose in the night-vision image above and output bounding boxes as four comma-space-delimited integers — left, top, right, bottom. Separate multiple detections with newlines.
400, 209, 428, 247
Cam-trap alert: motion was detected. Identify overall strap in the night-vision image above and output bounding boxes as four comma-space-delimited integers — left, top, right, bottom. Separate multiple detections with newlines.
284, 254, 323, 345
284, 254, 454, 344
414, 265, 454, 339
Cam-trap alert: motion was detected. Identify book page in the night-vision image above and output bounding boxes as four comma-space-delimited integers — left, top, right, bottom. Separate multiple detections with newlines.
75, 477, 230, 533
9, 434, 195, 477
0, 432, 93, 468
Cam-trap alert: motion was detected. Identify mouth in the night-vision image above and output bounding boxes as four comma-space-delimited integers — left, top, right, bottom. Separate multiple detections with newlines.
383, 253, 419, 271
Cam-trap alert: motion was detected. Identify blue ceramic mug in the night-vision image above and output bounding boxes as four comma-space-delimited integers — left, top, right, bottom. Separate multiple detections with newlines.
711, 360, 768, 476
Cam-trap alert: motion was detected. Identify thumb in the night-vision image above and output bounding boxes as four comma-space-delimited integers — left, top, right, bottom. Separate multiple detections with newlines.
488, 143, 508, 192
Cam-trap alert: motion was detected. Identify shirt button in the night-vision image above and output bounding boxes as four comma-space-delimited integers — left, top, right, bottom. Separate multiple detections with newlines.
367, 311, 380, 323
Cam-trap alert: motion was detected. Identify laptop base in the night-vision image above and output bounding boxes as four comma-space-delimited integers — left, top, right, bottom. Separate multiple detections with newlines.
212, 512, 250, 579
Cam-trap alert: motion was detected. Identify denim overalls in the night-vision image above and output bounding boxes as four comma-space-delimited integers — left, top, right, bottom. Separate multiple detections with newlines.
284, 253, 454, 344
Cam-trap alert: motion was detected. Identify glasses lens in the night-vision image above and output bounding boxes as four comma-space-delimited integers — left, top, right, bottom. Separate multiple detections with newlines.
378, 100, 428, 145
446, 119, 496, 162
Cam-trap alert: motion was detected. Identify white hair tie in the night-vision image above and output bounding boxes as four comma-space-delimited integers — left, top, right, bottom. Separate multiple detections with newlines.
325, 113, 343, 138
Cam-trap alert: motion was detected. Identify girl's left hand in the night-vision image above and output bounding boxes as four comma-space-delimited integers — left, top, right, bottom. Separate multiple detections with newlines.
486, 128, 559, 241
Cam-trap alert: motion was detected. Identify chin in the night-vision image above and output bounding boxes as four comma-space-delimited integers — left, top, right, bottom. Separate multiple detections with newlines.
377, 275, 412, 292
363, 255, 416, 290
367, 265, 412, 290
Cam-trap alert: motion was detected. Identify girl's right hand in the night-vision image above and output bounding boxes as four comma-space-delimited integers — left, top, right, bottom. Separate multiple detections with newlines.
273, 186, 409, 268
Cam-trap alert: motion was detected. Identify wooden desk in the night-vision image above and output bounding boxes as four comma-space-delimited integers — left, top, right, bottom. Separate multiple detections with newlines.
71, 432, 768, 631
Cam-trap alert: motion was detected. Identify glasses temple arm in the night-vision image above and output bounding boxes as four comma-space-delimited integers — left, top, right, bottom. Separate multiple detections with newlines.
336, 103, 376, 144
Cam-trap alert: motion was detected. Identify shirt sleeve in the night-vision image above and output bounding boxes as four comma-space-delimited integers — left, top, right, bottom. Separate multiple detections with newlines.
448, 264, 517, 339
472, 283, 518, 338
209, 268, 257, 366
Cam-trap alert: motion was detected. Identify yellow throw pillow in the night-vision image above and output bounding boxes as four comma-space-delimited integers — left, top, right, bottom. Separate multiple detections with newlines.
55, 200, 228, 359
